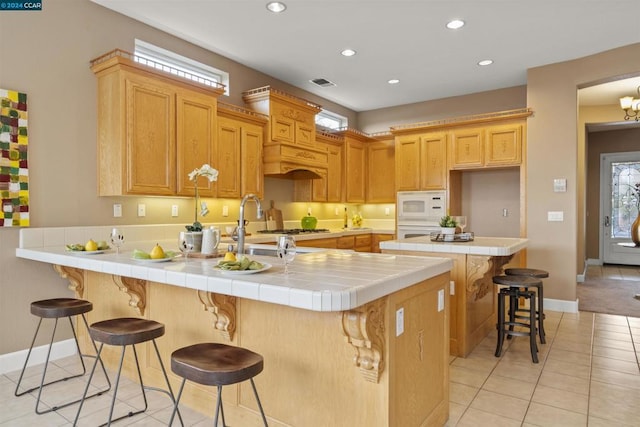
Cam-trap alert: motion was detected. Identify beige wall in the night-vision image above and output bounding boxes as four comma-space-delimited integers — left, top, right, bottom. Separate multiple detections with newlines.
528, 43, 640, 302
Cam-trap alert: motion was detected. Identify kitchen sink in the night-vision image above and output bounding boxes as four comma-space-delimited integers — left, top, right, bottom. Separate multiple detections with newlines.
246, 247, 279, 257
243, 244, 327, 257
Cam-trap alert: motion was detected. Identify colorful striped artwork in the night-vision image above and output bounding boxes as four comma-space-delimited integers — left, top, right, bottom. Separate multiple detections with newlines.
0, 88, 29, 227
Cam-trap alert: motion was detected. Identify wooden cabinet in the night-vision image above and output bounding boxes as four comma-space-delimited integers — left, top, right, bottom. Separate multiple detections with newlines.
485, 123, 522, 166
341, 129, 368, 203
217, 103, 268, 199
354, 234, 372, 252
371, 233, 395, 253
394, 132, 446, 191
336, 235, 354, 250
91, 51, 224, 197
366, 135, 395, 202
294, 130, 343, 202
450, 127, 484, 169
243, 86, 327, 179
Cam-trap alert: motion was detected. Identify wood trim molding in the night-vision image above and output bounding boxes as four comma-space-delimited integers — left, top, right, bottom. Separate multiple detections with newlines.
112, 276, 147, 316
53, 265, 85, 298
197, 291, 237, 341
342, 297, 386, 383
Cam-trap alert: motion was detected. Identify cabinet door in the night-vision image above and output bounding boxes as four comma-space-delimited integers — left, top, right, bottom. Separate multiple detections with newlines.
450, 128, 484, 169
325, 143, 343, 202
241, 123, 264, 198
125, 78, 176, 195
176, 91, 217, 197
295, 121, 315, 148
420, 133, 447, 190
395, 135, 421, 191
270, 115, 295, 144
354, 234, 372, 252
217, 117, 241, 198
367, 140, 395, 202
485, 124, 522, 166
345, 139, 366, 203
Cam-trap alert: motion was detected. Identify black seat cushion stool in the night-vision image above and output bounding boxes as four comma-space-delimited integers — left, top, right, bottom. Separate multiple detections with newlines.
73, 317, 183, 427
169, 343, 268, 427
505, 268, 548, 344
493, 276, 541, 363
14, 298, 111, 415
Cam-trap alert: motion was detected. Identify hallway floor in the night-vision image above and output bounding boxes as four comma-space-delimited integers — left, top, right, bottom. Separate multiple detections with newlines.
1, 311, 639, 426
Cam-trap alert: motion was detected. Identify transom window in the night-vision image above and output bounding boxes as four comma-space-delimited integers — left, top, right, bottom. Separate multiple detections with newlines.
316, 109, 348, 130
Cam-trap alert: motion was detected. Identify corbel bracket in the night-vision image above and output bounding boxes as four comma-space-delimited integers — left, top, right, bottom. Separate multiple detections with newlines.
112, 276, 147, 316
342, 297, 386, 383
53, 265, 85, 298
197, 291, 237, 341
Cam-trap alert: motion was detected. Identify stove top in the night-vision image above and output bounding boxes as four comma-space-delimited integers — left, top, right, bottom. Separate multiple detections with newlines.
257, 228, 330, 235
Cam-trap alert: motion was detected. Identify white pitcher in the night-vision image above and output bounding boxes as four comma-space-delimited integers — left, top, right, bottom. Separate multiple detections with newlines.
201, 226, 221, 255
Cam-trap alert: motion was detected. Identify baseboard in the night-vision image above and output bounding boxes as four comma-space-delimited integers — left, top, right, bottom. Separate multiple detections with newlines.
544, 298, 579, 314
587, 258, 603, 266
0, 339, 77, 375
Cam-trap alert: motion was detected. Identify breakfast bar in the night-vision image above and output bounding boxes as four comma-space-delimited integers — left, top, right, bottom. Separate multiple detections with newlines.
380, 236, 528, 357
16, 227, 452, 426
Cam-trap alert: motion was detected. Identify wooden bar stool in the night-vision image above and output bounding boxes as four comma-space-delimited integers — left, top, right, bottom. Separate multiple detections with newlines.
494, 275, 542, 363
505, 268, 548, 343
73, 317, 182, 426
14, 298, 111, 414
169, 343, 268, 427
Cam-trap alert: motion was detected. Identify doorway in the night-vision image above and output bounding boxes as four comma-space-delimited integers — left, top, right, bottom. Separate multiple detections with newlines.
600, 152, 640, 265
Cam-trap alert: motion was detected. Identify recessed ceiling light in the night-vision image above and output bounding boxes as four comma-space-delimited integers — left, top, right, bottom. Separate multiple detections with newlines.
388, 79, 400, 84
478, 59, 494, 66
266, 2, 286, 13
341, 49, 356, 57
446, 19, 465, 30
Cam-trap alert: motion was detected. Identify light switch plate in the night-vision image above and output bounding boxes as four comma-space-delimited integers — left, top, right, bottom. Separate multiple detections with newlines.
553, 178, 567, 192
137, 204, 146, 217
222, 205, 229, 217
171, 205, 179, 217
548, 211, 564, 221
113, 204, 122, 218
396, 308, 404, 337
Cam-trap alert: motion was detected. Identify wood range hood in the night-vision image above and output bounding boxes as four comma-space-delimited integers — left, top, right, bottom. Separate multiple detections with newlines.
243, 86, 328, 180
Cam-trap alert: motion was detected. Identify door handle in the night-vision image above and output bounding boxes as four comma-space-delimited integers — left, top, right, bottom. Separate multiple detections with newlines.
604, 216, 610, 227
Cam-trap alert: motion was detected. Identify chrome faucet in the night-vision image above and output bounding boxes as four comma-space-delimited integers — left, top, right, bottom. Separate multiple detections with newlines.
237, 194, 263, 255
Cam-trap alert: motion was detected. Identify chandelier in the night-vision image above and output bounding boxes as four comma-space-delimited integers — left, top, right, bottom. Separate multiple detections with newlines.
620, 86, 640, 121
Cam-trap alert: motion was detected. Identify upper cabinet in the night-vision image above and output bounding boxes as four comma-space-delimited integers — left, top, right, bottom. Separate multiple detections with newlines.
339, 129, 368, 203
449, 127, 484, 169
367, 134, 395, 203
242, 86, 327, 179
449, 123, 522, 170
293, 130, 343, 202
394, 131, 446, 191
217, 103, 268, 199
91, 50, 224, 197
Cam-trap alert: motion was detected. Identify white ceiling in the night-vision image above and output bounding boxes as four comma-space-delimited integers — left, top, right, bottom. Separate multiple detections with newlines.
92, 0, 640, 112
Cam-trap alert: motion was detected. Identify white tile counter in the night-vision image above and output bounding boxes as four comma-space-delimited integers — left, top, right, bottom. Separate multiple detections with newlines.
380, 236, 528, 256
16, 227, 449, 312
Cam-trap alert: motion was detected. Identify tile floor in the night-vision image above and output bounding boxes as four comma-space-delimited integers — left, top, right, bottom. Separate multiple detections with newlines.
1, 311, 639, 426
586, 264, 640, 281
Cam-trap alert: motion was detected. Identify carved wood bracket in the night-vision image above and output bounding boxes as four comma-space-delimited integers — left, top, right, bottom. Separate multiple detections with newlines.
197, 291, 237, 341
342, 298, 386, 383
53, 265, 86, 298
112, 276, 147, 316
466, 255, 514, 301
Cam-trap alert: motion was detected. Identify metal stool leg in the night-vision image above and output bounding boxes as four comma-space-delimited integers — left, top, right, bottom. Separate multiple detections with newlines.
495, 290, 506, 357
169, 378, 187, 426
537, 284, 546, 344
250, 378, 269, 426
529, 293, 539, 363
214, 385, 224, 426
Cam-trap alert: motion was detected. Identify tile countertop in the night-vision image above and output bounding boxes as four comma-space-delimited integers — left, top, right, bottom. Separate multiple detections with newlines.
380, 236, 529, 256
16, 227, 448, 313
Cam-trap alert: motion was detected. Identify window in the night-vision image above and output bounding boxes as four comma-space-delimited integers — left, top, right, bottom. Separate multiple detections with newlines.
134, 39, 229, 95
315, 109, 348, 130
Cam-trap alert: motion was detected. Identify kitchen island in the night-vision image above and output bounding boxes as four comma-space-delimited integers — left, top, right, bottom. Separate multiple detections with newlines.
380, 236, 528, 357
17, 226, 451, 426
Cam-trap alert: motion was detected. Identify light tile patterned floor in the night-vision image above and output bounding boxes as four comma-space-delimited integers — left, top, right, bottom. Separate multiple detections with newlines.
586, 264, 640, 282
1, 311, 639, 426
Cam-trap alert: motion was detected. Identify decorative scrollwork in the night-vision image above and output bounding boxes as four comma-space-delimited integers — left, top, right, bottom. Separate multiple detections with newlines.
197, 291, 237, 341
112, 276, 147, 315
467, 255, 514, 301
295, 151, 316, 160
342, 298, 386, 383
53, 265, 85, 298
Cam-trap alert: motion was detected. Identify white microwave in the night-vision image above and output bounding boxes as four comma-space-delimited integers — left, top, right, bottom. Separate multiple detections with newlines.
397, 191, 446, 225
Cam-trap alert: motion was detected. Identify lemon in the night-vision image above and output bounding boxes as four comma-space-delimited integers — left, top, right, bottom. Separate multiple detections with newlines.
150, 244, 165, 259
85, 239, 98, 251
223, 252, 236, 262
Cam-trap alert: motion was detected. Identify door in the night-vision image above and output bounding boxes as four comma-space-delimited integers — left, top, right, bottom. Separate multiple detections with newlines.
601, 152, 640, 265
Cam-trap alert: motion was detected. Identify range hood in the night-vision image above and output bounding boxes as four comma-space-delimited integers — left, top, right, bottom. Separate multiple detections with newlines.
243, 86, 327, 180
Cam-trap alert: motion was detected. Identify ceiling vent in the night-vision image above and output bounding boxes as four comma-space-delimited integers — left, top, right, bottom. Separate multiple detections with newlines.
310, 78, 336, 88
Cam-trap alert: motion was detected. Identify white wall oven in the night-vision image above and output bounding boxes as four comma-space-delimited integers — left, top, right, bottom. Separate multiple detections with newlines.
396, 190, 447, 238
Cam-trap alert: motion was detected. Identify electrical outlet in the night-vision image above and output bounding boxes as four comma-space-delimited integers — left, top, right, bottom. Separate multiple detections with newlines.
385, 207, 390, 216
335, 207, 340, 215
450, 281, 455, 295
438, 289, 445, 312
222, 205, 229, 217
113, 204, 122, 218
396, 308, 404, 337
502, 208, 508, 217
137, 204, 146, 217
171, 205, 179, 217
